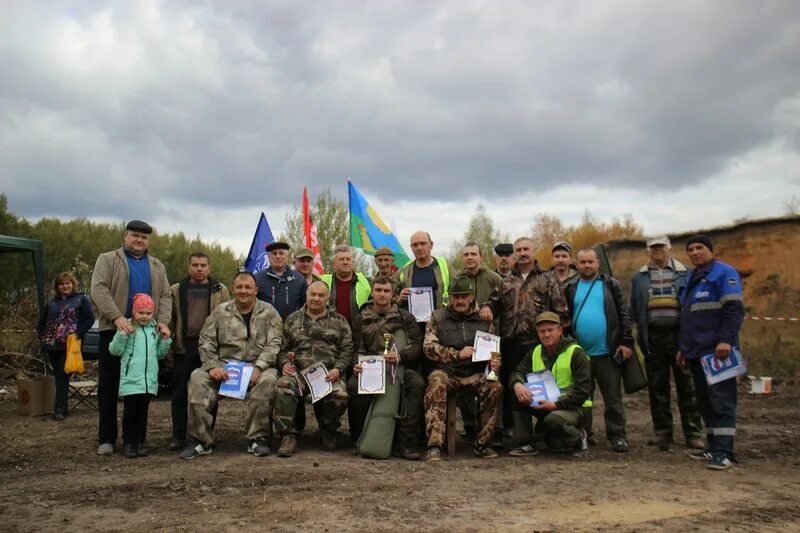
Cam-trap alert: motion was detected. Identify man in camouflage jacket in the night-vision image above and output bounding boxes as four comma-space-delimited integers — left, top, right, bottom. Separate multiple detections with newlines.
181, 271, 282, 459
348, 275, 424, 460
273, 281, 352, 457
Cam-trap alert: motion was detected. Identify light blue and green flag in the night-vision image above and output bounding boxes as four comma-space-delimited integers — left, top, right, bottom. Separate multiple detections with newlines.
348, 180, 410, 266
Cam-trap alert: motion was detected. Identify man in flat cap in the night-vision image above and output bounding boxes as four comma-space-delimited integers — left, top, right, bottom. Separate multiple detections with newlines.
631, 235, 702, 452
254, 241, 307, 320
493, 243, 515, 279
679, 235, 744, 470
509, 312, 591, 457
373, 246, 397, 279
293, 247, 321, 287
551, 241, 578, 288
91, 219, 172, 456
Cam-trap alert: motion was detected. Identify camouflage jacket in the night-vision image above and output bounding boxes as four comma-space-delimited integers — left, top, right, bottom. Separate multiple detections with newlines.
353, 303, 423, 368
423, 305, 493, 378
277, 305, 353, 373
198, 300, 283, 372
482, 264, 570, 343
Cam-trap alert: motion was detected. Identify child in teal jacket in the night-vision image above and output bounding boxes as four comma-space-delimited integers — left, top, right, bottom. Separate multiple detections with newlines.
109, 293, 172, 458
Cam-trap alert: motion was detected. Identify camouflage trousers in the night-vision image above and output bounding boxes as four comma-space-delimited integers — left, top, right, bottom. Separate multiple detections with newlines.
273, 374, 348, 435
187, 367, 278, 445
424, 370, 503, 448
646, 327, 703, 441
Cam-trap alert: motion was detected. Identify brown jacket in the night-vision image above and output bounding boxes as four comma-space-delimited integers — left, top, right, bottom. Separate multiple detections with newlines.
169, 277, 230, 354
90, 247, 172, 331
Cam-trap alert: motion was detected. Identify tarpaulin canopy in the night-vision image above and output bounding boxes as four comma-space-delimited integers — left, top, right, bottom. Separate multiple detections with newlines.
0, 234, 46, 313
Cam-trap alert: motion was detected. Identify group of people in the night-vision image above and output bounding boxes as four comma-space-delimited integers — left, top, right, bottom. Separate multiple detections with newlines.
37, 219, 745, 470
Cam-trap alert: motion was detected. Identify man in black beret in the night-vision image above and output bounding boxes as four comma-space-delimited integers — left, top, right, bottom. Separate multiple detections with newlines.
493, 243, 515, 279
254, 241, 307, 320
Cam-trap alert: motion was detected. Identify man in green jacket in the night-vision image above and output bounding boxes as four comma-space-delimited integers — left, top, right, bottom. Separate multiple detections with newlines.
180, 271, 282, 459
456, 242, 502, 444
509, 312, 591, 457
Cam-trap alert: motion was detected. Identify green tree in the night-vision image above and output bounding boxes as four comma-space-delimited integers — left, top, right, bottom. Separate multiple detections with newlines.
447, 205, 509, 271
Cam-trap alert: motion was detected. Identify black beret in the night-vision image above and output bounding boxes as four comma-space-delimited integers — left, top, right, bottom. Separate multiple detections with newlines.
494, 243, 513, 255
125, 220, 153, 234
265, 241, 291, 252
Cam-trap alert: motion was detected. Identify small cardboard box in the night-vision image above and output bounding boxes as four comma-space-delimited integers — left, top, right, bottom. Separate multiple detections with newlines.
17, 376, 55, 416
749, 376, 773, 394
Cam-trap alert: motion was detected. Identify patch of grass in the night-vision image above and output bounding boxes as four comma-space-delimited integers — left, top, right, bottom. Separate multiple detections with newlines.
741, 321, 800, 377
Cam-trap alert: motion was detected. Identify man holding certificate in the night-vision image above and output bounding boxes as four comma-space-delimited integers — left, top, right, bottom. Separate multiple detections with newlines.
181, 271, 283, 460
509, 312, 591, 457
348, 275, 425, 460
479, 237, 569, 437
423, 278, 503, 460
678, 235, 745, 471
396, 231, 451, 324
273, 281, 353, 457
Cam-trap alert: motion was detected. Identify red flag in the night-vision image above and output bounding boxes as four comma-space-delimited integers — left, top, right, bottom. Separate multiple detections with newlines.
303, 187, 324, 275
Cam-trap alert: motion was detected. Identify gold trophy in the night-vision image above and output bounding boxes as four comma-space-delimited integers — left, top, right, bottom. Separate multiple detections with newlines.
383, 333, 394, 354
485, 351, 501, 381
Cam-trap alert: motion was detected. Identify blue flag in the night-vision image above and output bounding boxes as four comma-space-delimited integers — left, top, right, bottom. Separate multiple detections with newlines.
348, 181, 410, 266
244, 212, 275, 273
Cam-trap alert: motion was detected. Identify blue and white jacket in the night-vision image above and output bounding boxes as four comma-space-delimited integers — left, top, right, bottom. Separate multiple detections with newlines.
678, 260, 745, 359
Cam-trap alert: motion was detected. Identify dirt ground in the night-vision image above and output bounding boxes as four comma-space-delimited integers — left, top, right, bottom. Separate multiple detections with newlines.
1, 382, 799, 533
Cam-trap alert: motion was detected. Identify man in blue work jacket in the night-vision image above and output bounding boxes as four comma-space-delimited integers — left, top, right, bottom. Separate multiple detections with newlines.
677, 234, 745, 471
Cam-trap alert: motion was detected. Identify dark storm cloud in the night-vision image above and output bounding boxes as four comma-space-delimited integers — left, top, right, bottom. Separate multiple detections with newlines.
1, 0, 799, 223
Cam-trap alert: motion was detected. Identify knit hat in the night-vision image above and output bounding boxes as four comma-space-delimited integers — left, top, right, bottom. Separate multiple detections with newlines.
132, 293, 155, 314
685, 234, 713, 252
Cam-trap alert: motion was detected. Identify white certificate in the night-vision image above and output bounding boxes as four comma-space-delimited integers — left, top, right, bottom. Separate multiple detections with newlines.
408, 286, 434, 322
300, 362, 333, 403
358, 355, 386, 395
472, 331, 500, 362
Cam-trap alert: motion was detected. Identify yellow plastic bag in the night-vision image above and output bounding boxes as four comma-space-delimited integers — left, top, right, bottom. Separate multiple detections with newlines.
64, 333, 85, 374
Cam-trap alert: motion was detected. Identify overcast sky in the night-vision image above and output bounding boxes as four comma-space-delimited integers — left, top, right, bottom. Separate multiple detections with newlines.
2, 1, 799, 257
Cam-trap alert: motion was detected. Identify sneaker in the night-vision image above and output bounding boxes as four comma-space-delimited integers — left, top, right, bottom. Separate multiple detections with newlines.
573, 429, 589, 457
652, 434, 673, 452
180, 440, 213, 460
686, 438, 706, 450
169, 438, 185, 452
474, 444, 499, 459
277, 435, 297, 458
687, 450, 713, 461
425, 446, 442, 462
707, 455, 733, 470
509, 443, 538, 457
137, 443, 148, 457
611, 438, 630, 453
97, 443, 114, 456
124, 444, 138, 459
321, 430, 337, 452
248, 438, 272, 457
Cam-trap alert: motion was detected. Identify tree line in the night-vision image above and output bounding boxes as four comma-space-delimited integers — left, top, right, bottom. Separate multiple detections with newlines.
2, 190, 645, 308
0, 194, 242, 308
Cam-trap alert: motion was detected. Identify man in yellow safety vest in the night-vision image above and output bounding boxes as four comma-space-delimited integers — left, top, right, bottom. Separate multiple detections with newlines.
508, 311, 592, 457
